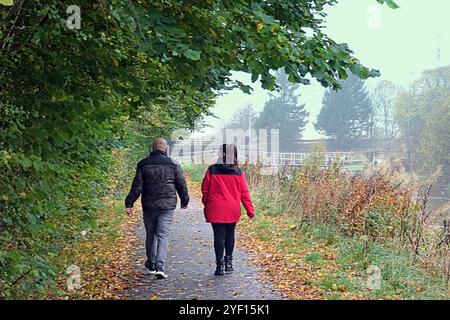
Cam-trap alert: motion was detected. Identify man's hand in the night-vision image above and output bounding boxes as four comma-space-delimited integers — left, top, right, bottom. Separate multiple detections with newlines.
181, 204, 188, 209
126, 207, 133, 216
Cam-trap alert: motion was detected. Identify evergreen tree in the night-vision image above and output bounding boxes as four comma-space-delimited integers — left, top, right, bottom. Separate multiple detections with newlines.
255, 70, 309, 151
226, 104, 258, 131
315, 74, 373, 143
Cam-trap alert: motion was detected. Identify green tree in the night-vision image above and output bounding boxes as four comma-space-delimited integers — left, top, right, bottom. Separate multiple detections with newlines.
255, 70, 309, 151
315, 74, 374, 146
394, 66, 450, 176
417, 98, 450, 174
394, 66, 450, 140
371, 80, 400, 139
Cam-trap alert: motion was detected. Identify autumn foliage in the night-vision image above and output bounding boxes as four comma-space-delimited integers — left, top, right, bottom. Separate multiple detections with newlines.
294, 165, 413, 238
246, 150, 415, 240
244, 144, 450, 284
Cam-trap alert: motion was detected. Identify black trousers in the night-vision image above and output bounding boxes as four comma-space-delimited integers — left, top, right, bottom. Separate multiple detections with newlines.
211, 223, 237, 260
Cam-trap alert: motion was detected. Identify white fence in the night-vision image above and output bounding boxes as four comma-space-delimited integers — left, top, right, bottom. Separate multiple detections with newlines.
171, 150, 358, 167
269, 152, 355, 166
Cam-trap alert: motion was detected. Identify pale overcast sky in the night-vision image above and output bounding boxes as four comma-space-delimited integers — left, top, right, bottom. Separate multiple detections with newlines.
198, 0, 450, 139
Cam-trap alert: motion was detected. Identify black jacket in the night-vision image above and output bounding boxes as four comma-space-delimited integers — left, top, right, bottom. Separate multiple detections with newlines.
125, 150, 189, 212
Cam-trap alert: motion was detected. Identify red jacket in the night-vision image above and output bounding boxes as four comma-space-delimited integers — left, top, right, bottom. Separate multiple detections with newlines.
201, 164, 255, 223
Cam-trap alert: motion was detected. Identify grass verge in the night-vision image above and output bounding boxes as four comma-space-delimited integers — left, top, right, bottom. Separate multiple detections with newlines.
37, 193, 140, 299
239, 197, 449, 300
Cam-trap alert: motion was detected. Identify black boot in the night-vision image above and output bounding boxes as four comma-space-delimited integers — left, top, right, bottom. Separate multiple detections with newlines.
214, 258, 225, 276
225, 255, 234, 273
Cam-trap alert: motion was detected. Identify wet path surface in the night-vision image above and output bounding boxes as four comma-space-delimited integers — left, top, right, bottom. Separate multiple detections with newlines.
121, 200, 283, 300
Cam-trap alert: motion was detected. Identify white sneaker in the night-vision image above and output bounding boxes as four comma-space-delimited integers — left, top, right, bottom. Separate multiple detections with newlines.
146, 269, 157, 275
155, 271, 168, 279
145, 262, 157, 275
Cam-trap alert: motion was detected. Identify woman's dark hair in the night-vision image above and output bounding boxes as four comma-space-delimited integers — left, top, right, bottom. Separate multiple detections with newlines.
218, 143, 238, 167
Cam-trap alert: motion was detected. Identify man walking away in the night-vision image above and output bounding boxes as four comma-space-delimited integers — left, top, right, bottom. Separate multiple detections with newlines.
125, 138, 189, 279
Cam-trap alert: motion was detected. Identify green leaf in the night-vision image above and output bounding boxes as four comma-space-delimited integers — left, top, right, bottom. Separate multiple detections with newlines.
338, 68, 348, 80
239, 84, 252, 94
261, 74, 276, 90
258, 12, 276, 24
312, 69, 327, 81
16, 157, 33, 169
376, 0, 400, 9
183, 49, 201, 61
0, 0, 14, 6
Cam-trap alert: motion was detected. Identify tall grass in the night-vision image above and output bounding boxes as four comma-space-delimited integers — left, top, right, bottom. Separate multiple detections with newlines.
245, 143, 450, 295
181, 163, 208, 184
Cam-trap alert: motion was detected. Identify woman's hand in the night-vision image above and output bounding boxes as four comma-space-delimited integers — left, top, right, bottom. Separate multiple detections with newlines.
126, 207, 133, 216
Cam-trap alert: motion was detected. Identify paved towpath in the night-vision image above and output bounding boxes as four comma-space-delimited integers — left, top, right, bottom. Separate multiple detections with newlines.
121, 199, 283, 300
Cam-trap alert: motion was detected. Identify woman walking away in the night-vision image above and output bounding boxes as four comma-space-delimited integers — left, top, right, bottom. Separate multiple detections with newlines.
201, 144, 255, 276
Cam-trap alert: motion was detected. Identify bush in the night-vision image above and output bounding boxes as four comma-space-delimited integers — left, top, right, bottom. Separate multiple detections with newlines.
247, 144, 450, 284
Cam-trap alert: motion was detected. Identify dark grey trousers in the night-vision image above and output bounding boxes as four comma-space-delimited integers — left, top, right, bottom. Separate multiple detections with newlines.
143, 209, 175, 271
